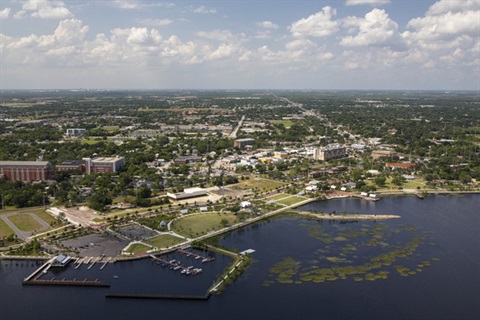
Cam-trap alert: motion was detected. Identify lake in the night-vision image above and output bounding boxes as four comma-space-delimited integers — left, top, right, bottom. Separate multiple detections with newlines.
1, 194, 479, 320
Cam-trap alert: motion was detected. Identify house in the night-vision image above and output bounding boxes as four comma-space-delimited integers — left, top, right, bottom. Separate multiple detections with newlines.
51, 254, 72, 267
199, 206, 208, 212
306, 185, 318, 192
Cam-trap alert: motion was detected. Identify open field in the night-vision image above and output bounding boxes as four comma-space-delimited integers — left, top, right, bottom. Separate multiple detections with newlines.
171, 212, 237, 238
230, 177, 286, 192
0, 218, 15, 238
374, 178, 427, 191
126, 243, 151, 254
145, 234, 185, 248
101, 126, 119, 132
276, 196, 308, 206
266, 194, 289, 201
8, 214, 43, 232
270, 120, 296, 128
29, 210, 56, 225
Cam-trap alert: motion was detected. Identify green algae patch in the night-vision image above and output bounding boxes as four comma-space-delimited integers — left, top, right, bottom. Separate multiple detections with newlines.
269, 257, 301, 284
266, 218, 438, 286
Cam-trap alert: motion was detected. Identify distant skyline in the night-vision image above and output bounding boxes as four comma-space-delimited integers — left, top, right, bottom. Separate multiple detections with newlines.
1, 0, 479, 90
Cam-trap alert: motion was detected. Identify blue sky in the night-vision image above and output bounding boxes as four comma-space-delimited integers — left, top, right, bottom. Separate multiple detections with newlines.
0, 0, 479, 90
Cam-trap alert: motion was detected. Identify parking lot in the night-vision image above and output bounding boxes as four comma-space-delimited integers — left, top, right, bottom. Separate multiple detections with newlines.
116, 224, 159, 240
60, 233, 128, 258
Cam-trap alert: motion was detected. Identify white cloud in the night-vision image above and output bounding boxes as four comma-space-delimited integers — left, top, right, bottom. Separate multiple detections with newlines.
427, 0, 479, 15
340, 9, 406, 50
406, 10, 480, 42
140, 18, 173, 27
191, 5, 217, 14
257, 21, 279, 30
0, 8, 11, 19
209, 44, 235, 60
196, 30, 239, 42
346, 0, 390, 6
289, 6, 339, 38
112, 1, 175, 10
15, 0, 72, 19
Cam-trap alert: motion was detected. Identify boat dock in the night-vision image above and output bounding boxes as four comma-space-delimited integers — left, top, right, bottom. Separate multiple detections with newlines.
149, 255, 203, 276
23, 255, 111, 287
177, 248, 215, 263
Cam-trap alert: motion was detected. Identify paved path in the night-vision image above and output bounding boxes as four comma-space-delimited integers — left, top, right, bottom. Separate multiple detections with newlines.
1, 212, 49, 241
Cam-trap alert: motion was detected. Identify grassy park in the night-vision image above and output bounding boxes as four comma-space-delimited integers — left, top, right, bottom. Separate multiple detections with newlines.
145, 234, 185, 248
231, 177, 286, 192
8, 214, 43, 232
0, 218, 15, 238
171, 212, 238, 238
126, 243, 151, 254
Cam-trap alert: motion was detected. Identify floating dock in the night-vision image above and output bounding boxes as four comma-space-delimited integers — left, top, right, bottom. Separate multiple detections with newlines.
177, 248, 214, 263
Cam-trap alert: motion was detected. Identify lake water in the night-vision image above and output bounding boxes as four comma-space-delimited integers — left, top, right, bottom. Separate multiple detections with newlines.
1, 194, 479, 320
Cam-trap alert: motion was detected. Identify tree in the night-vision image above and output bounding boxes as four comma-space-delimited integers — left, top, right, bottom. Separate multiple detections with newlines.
374, 175, 387, 187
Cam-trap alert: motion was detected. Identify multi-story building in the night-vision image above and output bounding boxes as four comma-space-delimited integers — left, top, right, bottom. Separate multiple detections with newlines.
234, 138, 255, 148
0, 161, 54, 182
56, 160, 86, 173
66, 128, 86, 136
313, 144, 347, 161
87, 157, 125, 173
56, 157, 125, 174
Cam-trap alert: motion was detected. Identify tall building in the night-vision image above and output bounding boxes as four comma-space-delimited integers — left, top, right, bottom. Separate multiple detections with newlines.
313, 144, 347, 161
0, 161, 54, 182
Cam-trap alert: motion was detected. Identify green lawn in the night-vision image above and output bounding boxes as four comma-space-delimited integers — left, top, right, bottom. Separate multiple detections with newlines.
270, 120, 296, 128
171, 213, 238, 238
0, 218, 15, 238
276, 196, 307, 206
231, 177, 286, 192
374, 178, 427, 191
30, 210, 56, 225
101, 126, 119, 132
266, 194, 289, 201
145, 234, 185, 248
126, 243, 151, 253
8, 214, 43, 232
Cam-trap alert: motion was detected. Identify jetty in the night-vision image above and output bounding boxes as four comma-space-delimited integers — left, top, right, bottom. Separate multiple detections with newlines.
177, 248, 214, 263
296, 211, 400, 220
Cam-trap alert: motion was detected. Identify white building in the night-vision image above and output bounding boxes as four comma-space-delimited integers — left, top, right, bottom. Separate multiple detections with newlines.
314, 144, 347, 161
66, 128, 86, 136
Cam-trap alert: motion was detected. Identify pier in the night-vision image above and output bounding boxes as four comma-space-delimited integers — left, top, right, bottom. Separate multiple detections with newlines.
149, 254, 203, 276
177, 248, 214, 263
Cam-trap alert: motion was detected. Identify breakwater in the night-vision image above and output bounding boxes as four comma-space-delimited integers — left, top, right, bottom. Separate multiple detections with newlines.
296, 211, 401, 220
105, 293, 211, 300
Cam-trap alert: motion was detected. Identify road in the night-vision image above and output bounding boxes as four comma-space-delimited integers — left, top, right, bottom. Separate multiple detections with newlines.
229, 115, 245, 139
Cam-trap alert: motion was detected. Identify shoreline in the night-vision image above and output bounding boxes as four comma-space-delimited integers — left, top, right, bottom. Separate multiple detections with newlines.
296, 211, 400, 220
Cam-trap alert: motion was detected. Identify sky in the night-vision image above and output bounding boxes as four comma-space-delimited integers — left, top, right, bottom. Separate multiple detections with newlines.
0, 0, 479, 90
